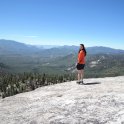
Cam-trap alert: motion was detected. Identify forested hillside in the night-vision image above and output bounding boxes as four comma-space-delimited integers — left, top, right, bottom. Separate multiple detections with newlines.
0, 40, 124, 98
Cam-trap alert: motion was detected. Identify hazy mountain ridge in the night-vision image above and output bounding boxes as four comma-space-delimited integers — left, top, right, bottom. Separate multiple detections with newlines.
0, 39, 42, 55
87, 46, 124, 54
0, 39, 124, 76
0, 39, 124, 56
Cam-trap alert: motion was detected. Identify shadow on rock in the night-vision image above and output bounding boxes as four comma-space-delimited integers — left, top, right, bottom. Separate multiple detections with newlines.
84, 82, 101, 85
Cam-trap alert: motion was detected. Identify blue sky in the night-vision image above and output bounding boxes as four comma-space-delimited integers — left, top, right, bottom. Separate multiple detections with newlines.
0, 0, 124, 49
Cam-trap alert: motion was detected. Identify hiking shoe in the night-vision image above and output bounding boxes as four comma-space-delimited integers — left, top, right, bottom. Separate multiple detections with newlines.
80, 80, 84, 85
76, 81, 81, 84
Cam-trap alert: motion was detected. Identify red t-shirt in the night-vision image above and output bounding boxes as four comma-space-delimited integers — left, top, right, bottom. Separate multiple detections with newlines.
78, 50, 85, 64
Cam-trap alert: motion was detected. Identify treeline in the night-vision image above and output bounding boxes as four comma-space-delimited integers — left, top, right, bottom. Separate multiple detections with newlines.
0, 72, 76, 98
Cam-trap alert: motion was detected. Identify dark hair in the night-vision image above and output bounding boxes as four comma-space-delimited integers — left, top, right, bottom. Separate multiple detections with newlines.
78, 44, 87, 56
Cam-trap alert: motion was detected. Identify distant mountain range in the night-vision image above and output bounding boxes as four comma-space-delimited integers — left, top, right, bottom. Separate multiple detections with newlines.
0, 39, 42, 55
0, 39, 124, 76
0, 39, 124, 57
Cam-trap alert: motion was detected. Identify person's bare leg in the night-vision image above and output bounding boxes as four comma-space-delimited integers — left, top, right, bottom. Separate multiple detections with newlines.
77, 70, 81, 83
80, 69, 84, 84
78, 70, 81, 80
80, 69, 84, 80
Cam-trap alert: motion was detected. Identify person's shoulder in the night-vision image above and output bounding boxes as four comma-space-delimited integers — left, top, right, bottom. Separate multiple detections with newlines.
80, 50, 85, 56
80, 50, 84, 53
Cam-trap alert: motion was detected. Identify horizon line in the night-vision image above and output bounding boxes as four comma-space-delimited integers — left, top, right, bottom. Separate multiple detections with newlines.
0, 38, 124, 50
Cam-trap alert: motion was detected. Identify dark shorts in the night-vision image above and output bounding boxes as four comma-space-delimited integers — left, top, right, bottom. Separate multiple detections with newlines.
76, 64, 85, 70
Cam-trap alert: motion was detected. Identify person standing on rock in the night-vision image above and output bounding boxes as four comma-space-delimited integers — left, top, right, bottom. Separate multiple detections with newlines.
76, 44, 87, 84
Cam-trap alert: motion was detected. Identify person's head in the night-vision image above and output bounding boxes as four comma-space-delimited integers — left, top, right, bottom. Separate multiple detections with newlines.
79, 44, 87, 56
80, 44, 85, 50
